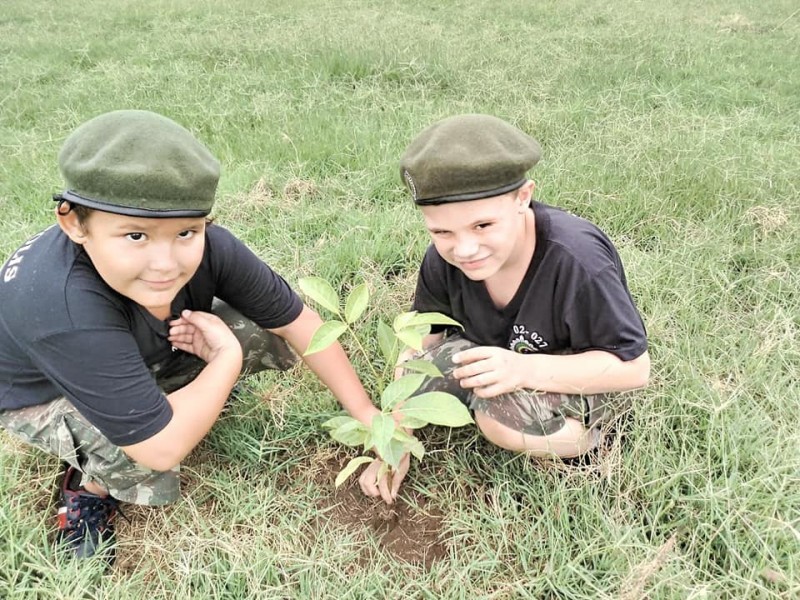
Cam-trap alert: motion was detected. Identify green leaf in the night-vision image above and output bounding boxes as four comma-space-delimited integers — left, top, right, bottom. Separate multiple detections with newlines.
335, 456, 374, 488
399, 392, 474, 427
329, 420, 370, 447
391, 428, 418, 443
391, 429, 424, 460
371, 413, 396, 461
322, 415, 355, 430
362, 430, 373, 453
406, 439, 425, 461
377, 320, 398, 366
304, 320, 347, 355
298, 277, 341, 315
406, 312, 463, 329
392, 311, 418, 332
395, 327, 424, 351
344, 283, 369, 324
380, 374, 426, 411
400, 359, 442, 378
399, 415, 429, 429
382, 438, 407, 470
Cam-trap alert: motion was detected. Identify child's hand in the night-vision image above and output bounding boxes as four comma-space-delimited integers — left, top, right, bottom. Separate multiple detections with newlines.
452, 346, 528, 398
358, 453, 410, 505
168, 310, 242, 364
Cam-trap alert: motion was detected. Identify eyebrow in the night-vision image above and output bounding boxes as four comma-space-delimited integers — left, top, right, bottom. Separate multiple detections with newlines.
428, 217, 496, 231
112, 219, 202, 232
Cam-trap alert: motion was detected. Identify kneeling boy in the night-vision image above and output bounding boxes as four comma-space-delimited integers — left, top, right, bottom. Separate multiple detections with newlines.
0, 110, 379, 561
361, 114, 650, 503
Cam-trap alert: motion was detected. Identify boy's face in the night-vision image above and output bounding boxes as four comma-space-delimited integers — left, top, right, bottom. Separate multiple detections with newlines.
419, 182, 534, 282
58, 209, 206, 319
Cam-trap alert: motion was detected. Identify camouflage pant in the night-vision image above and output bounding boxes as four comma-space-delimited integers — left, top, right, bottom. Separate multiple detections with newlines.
0, 300, 297, 506
411, 333, 627, 437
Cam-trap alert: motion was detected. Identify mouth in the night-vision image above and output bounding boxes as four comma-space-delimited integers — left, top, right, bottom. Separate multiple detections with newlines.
457, 257, 489, 270
141, 278, 179, 290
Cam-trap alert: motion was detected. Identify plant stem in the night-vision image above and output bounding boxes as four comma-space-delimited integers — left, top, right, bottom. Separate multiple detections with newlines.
345, 323, 386, 393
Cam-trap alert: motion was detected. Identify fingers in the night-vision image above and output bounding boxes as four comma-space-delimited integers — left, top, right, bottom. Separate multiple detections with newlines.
452, 347, 492, 365
178, 309, 224, 331
378, 470, 394, 504
358, 457, 409, 505
452, 353, 496, 381
390, 454, 410, 500
471, 382, 508, 398
457, 366, 502, 393
358, 459, 383, 499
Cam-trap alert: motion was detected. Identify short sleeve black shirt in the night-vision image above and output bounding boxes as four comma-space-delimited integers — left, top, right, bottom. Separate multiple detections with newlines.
0, 224, 302, 445
412, 202, 647, 360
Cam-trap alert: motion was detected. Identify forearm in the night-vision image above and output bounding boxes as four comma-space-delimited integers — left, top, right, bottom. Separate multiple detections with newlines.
122, 349, 243, 471
274, 305, 378, 426
522, 350, 650, 395
301, 344, 379, 425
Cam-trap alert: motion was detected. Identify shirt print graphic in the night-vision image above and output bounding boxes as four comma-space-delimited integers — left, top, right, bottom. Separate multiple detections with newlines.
509, 324, 549, 354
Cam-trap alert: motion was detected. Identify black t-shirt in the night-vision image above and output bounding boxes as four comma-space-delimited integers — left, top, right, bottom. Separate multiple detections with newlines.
0, 224, 303, 445
412, 202, 647, 361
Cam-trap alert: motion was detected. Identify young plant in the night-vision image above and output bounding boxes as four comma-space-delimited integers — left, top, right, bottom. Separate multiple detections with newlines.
298, 276, 473, 487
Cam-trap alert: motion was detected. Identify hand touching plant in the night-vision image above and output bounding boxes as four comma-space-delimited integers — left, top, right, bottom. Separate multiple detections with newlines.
299, 277, 473, 489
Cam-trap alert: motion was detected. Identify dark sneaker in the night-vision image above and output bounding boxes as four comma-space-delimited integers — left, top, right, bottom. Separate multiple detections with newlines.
56, 467, 121, 563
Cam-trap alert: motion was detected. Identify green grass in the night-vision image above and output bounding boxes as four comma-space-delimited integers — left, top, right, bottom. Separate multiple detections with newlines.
1, 0, 799, 597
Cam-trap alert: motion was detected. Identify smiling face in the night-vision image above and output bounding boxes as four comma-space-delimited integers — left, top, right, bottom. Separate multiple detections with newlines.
419, 181, 535, 282
57, 208, 206, 319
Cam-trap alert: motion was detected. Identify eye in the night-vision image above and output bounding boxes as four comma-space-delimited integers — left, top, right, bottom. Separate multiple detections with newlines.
125, 232, 146, 242
475, 222, 492, 230
177, 230, 196, 239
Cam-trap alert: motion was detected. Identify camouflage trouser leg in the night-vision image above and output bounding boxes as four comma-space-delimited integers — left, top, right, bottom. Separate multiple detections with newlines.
0, 299, 298, 505
410, 333, 627, 438
152, 298, 298, 393
0, 399, 179, 505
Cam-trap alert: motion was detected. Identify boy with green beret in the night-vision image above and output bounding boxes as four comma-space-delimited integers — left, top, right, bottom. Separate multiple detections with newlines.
360, 114, 650, 503
0, 110, 380, 562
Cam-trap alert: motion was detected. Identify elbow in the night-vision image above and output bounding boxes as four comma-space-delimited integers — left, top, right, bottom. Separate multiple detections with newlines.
630, 351, 651, 389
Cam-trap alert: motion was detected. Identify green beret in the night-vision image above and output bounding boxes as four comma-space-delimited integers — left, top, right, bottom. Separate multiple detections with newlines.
57, 110, 219, 218
399, 114, 541, 205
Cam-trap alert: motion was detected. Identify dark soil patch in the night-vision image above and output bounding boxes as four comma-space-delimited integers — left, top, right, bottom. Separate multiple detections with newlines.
313, 456, 448, 569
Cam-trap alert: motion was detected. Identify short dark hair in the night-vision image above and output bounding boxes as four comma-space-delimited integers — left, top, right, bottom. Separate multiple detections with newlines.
71, 203, 93, 227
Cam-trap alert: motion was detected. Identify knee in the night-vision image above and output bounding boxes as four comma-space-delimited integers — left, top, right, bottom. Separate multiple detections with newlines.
475, 410, 529, 452
475, 411, 594, 458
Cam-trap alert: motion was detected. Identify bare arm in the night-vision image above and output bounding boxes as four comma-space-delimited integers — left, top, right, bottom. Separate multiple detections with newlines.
453, 347, 651, 397
269, 305, 380, 426
121, 310, 243, 471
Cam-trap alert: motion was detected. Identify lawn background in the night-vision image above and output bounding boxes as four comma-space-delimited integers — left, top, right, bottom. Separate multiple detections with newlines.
1, 0, 798, 598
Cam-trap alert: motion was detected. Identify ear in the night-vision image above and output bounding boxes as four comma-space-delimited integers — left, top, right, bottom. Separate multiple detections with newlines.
516, 180, 535, 212
55, 208, 88, 244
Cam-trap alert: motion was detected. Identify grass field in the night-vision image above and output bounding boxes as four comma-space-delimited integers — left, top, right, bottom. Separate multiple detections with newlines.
1, 0, 798, 598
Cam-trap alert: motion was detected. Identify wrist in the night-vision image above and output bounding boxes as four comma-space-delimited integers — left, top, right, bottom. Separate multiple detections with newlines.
353, 404, 381, 427
210, 344, 243, 368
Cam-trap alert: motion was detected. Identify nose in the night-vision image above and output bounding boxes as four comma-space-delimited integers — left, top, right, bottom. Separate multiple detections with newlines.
147, 241, 179, 273
453, 235, 480, 260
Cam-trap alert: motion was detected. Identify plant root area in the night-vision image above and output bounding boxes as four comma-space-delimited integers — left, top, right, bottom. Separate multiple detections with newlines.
314, 457, 448, 569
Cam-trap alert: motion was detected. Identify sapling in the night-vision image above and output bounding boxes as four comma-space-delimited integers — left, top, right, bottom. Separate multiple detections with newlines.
299, 276, 473, 487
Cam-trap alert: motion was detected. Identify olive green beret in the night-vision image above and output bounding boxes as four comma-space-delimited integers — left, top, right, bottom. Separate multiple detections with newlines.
400, 114, 541, 205
56, 110, 220, 218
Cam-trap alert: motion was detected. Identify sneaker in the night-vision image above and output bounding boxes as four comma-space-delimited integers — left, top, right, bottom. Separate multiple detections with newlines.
56, 467, 121, 563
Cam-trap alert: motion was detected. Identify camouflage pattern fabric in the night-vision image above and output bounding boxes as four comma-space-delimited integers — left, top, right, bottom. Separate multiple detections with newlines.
0, 398, 180, 505
410, 333, 628, 437
0, 299, 297, 505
